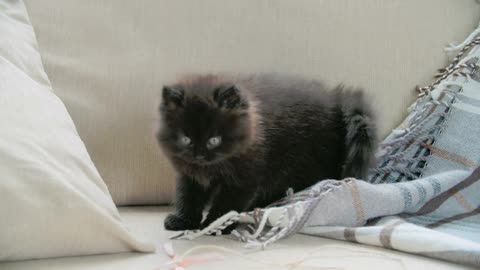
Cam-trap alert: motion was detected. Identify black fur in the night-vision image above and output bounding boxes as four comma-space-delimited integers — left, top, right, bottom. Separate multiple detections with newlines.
157, 74, 377, 232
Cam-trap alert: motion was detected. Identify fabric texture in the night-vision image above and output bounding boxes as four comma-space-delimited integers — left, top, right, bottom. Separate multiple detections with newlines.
0, 207, 473, 270
172, 23, 480, 267
23, 0, 480, 205
0, 0, 154, 261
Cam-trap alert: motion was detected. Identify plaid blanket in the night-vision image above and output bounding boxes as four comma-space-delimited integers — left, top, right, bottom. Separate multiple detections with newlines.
174, 23, 480, 267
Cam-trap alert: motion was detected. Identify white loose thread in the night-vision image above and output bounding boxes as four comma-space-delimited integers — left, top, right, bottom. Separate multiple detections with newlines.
171, 211, 241, 240
445, 21, 480, 56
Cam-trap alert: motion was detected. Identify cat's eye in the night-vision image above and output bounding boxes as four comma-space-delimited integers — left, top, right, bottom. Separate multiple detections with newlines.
179, 136, 191, 146
207, 136, 222, 149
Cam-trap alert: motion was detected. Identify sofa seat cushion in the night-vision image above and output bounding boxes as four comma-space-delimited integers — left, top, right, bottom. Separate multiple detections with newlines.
1, 207, 474, 270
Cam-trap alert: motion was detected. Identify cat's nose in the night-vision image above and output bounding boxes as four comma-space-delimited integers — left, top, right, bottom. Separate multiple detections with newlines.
195, 154, 205, 160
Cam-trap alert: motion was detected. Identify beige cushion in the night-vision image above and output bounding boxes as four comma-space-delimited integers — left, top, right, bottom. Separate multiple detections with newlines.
0, 0, 154, 260
24, 0, 480, 205
0, 207, 474, 269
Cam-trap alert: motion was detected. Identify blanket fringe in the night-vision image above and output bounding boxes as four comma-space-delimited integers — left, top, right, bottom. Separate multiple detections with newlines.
170, 211, 242, 240
445, 22, 480, 57
170, 181, 338, 248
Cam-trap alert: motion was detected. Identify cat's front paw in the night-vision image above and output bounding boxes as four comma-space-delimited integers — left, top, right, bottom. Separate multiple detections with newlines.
164, 214, 198, 231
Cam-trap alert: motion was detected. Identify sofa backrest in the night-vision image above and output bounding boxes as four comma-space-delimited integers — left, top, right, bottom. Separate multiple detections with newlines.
24, 0, 480, 205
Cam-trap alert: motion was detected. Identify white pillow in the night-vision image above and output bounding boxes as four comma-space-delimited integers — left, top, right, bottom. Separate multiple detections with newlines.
0, 0, 154, 261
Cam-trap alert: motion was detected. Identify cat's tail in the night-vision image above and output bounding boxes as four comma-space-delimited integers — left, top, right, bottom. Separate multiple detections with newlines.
338, 86, 377, 179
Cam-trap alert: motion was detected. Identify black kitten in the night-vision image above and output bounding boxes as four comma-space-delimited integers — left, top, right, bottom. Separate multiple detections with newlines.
157, 74, 376, 232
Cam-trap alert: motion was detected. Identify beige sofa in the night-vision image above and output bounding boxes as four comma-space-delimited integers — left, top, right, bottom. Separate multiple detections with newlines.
3, 1, 479, 269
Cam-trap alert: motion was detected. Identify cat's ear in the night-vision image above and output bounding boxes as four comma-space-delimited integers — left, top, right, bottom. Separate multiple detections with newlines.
213, 85, 244, 109
162, 86, 184, 109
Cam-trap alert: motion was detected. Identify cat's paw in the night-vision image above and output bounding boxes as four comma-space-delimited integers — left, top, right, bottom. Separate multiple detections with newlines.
164, 214, 197, 231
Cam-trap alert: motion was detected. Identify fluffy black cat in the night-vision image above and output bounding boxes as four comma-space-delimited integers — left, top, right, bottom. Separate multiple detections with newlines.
157, 74, 377, 232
